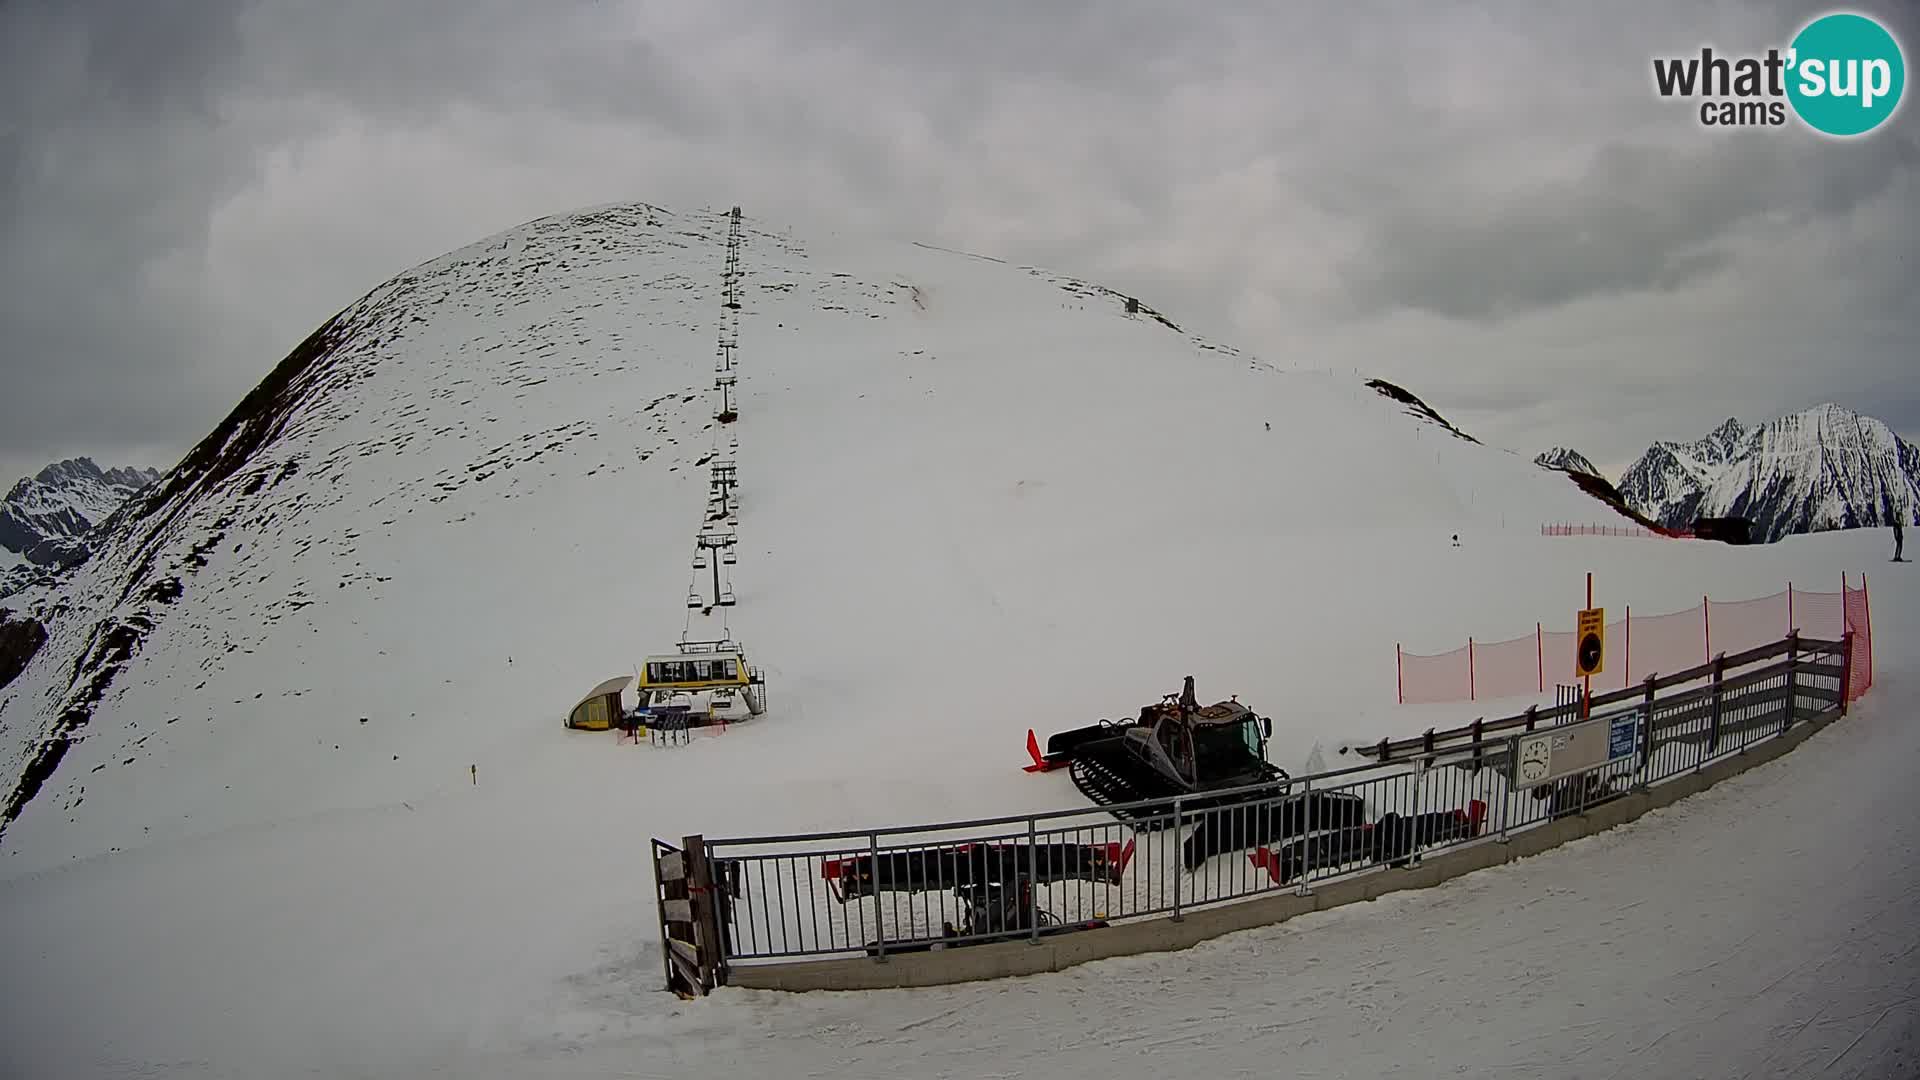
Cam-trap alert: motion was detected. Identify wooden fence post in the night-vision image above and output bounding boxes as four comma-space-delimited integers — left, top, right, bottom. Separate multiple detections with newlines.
683, 834, 722, 995
1782, 630, 1799, 732
1862, 575, 1874, 693
1623, 605, 1631, 686
653, 840, 704, 996
1468, 638, 1476, 702
1702, 595, 1711, 665
1839, 630, 1854, 715
1708, 654, 1725, 755
1639, 674, 1657, 774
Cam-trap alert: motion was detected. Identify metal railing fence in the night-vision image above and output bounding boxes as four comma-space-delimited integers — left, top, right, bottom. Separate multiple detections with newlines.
677, 634, 1849, 977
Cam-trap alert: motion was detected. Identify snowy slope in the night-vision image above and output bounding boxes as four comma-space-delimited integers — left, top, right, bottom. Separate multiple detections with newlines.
0, 527, 1904, 1079
1621, 407, 1920, 541
1534, 446, 1600, 477
0, 200, 1902, 1077
0, 457, 159, 566
0, 201, 1637, 877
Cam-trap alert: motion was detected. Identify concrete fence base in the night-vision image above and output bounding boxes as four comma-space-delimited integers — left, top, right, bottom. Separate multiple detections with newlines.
726, 703, 1842, 993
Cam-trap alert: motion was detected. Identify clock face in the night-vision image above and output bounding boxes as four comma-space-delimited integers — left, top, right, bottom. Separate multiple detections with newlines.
1517, 735, 1551, 783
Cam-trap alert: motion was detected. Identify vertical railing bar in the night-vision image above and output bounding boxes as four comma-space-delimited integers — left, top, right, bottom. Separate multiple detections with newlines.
1027, 816, 1041, 943
1171, 797, 1184, 922
806, 851, 822, 956
868, 832, 884, 961
749, 857, 766, 957
774, 855, 792, 955
1296, 775, 1313, 896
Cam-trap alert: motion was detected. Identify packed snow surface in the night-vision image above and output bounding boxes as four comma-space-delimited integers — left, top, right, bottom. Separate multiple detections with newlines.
0, 203, 1910, 1077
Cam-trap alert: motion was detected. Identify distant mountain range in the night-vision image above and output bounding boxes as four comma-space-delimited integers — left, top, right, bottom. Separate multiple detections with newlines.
1, 458, 160, 570
1541, 404, 1918, 544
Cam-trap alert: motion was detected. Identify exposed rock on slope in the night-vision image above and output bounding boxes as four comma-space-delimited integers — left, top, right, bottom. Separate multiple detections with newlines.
1620, 406, 1918, 542
0, 458, 160, 567
1534, 448, 1600, 477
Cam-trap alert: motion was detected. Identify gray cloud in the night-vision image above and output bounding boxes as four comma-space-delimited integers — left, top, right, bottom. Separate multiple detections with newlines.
1342, 134, 1919, 323
1, 0, 1916, 485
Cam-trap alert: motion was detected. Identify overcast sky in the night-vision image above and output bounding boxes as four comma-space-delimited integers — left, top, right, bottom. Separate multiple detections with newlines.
2, 0, 1915, 486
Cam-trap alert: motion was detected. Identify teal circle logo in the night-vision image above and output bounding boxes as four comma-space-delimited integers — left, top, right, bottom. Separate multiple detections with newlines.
1786, 12, 1906, 136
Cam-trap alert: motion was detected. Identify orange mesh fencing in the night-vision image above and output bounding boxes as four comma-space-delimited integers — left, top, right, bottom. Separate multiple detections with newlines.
1473, 632, 1542, 701
1397, 580, 1877, 705
1541, 629, 1581, 689
1613, 602, 1706, 681
1844, 577, 1873, 700
1540, 523, 1666, 539
1702, 593, 1788, 660
1793, 587, 1847, 641
1398, 643, 1471, 704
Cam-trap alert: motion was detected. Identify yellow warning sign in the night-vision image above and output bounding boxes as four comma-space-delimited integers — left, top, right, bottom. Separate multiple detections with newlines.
1575, 607, 1606, 677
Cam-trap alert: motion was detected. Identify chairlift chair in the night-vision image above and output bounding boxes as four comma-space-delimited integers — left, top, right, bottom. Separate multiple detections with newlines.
721, 546, 738, 565
692, 549, 709, 570
718, 589, 737, 607
685, 588, 703, 610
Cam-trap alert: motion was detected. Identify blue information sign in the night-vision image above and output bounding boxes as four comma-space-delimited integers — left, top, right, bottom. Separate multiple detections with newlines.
1608, 710, 1638, 761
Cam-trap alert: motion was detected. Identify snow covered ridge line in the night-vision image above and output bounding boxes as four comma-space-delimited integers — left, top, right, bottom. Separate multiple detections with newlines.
1396, 578, 1872, 705
655, 638, 1851, 994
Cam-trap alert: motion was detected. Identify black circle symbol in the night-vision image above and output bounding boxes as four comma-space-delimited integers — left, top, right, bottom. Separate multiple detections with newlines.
1578, 633, 1602, 673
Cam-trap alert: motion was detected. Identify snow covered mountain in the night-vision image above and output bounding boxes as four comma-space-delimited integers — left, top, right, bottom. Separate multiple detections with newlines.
1617, 418, 1747, 525
0, 458, 160, 568
0, 200, 1635, 873
1620, 407, 1919, 542
1534, 447, 1601, 477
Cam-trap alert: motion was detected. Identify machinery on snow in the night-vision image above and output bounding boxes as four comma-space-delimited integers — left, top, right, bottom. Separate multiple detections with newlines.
1023, 675, 1369, 839
1023, 675, 1287, 818
1023, 676, 1486, 873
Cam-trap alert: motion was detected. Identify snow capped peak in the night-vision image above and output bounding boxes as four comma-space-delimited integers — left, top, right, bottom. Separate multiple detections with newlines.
1621, 402, 1918, 540
0, 457, 161, 567
1706, 416, 1746, 449
1534, 447, 1600, 477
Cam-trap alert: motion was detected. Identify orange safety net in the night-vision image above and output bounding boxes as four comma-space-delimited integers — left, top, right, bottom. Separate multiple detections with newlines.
1397, 581, 1876, 705
1844, 577, 1873, 701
